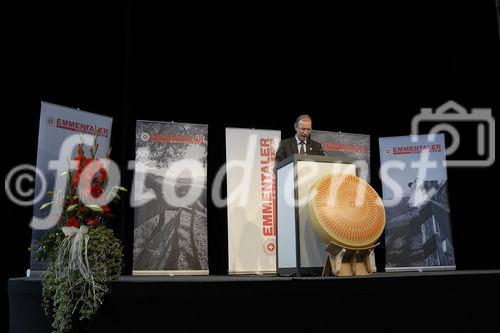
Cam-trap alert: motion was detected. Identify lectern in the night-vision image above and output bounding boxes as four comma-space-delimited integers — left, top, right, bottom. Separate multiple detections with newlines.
275, 154, 356, 276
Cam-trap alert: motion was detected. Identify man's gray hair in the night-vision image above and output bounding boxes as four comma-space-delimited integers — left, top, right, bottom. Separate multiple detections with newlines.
294, 114, 312, 128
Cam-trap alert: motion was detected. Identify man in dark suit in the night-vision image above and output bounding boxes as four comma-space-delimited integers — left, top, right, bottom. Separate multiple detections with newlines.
275, 114, 325, 164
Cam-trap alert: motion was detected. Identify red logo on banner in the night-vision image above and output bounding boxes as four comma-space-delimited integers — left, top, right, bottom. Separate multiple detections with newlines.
323, 142, 368, 153
388, 144, 442, 155
260, 137, 277, 237
54, 118, 110, 137
47, 116, 55, 127
263, 239, 276, 255
149, 133, 205, 145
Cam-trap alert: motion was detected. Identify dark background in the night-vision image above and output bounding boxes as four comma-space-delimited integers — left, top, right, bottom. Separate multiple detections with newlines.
3, 0, 499, 331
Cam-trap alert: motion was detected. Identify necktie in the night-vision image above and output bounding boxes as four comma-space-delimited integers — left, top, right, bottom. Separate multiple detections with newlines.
299, 140, 305, 155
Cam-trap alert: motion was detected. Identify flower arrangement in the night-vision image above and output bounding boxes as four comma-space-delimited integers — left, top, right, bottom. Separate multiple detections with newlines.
35, 133, 126, 333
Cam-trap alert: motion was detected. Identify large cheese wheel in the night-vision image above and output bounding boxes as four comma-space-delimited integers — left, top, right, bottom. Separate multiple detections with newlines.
307, 173, 385, 249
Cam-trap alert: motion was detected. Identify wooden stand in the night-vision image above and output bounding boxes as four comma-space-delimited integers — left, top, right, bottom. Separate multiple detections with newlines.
322, 242, 379, 277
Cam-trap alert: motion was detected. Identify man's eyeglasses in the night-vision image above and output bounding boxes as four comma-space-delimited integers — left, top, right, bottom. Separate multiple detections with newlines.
298, 127, 312, 132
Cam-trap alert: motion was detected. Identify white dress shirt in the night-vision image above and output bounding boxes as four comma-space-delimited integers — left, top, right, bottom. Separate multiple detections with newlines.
295, 135, 307, 154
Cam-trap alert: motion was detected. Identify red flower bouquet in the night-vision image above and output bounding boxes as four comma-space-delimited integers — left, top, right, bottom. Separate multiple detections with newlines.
35, 133, 126, 333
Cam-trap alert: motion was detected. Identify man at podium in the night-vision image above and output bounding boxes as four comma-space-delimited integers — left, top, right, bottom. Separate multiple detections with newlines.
275, 114, 325, 163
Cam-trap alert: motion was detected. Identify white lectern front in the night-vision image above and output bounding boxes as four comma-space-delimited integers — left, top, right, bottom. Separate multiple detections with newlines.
276, 154, 356, 276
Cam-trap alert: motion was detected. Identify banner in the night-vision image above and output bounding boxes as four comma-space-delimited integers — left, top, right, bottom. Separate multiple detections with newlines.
133, 120, 208, 275
30, 101, 113, 272
379, 134, 455, 271
311, 130, 371, 182
226, 128, 281, 274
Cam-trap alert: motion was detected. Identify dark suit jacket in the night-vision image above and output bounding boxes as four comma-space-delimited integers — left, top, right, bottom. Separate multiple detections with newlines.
275, 136, 325, 164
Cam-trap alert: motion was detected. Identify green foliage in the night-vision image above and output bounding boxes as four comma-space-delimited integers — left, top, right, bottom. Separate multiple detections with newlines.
34, 228, 64, 264
40, 226, 123, 333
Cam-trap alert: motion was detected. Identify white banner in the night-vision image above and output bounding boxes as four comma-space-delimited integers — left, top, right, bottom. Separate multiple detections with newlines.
226, 128, 281, 274
30, 101, 113, 271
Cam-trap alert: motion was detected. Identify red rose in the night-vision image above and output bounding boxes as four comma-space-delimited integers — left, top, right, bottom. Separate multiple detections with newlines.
85, 217, 99, 226
91, 183, 103, 198
99, 205, 112, 217
67, 216, 80, 228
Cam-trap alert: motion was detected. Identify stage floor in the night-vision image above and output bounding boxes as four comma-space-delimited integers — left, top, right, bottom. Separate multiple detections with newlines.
9, 270, 500, 332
